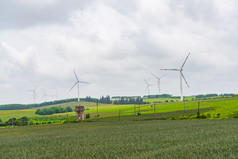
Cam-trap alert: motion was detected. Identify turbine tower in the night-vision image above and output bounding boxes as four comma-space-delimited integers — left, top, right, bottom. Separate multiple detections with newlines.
70, 69, 90, 102
28, 85, 37, 104
42, 89, 50, 102
161, 53, 190, 101
144, 79, 154, 95
151, 73, 166, 94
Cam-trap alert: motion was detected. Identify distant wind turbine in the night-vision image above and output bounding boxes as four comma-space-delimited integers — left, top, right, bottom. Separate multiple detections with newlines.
54, 92, 58, 101
161, 53, 190, 101
70, 69, 90, 101
151, 73, 166, 94
42, 89, 50, 102
144, 79, 154, 95
28, 85, 37, 104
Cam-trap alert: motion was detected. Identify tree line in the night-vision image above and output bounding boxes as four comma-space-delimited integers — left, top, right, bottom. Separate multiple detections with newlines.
195, 94, 234, 99
0, 116, 29, 127
0, 98, 78, 110
35, 106, 73, 115
113, 97, 147, 105
82, 96, 112, 104
143, 94, 173, 99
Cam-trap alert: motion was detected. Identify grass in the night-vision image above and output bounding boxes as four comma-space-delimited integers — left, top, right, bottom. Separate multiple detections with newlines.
1, 97, 238, 122
0, 119, 238, 158
0, 109, 40, 122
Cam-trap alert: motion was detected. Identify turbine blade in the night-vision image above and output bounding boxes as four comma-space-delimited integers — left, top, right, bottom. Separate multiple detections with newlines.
73, 69, 79, 81
181, 53, 190, 69
144, 79, 149, 85
145, 85, 149, 92
181, 72, 189, 88
70, 81, 79, 91
160, 74, 166, 79
161, 69, 180, 71
79, 81, 90, 84
151, 73, 159, 79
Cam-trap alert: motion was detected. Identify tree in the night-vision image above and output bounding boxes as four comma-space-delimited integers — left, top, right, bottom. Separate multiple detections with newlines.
66, 106, 73, 112
20, 116, 28, 126
6, 118, 16, 126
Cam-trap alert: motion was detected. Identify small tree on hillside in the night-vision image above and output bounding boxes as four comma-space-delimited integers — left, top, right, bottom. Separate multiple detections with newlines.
20, 116, 28, 126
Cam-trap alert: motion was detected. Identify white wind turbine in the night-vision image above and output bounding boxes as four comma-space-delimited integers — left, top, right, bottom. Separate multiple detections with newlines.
70, 70, 90, 101
161, 53, 190, 101
151, 73, 166, 95
42, 89, 50, 102
28, 85, 37, 104
144, 79, 154, 95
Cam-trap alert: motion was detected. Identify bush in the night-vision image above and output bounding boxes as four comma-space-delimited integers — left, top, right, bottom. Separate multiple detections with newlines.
86, 113, 90, 119
206, 113, 211, 118
0, 122, 6, 127
233, 111, 238, 118
0, 119, 2, 122
200, 114, 207, 119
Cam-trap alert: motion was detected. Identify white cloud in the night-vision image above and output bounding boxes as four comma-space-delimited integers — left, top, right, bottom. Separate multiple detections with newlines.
0, 0, 237, 104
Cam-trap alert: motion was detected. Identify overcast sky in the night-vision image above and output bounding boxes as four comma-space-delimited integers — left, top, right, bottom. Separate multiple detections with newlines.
0, 0, 237, 104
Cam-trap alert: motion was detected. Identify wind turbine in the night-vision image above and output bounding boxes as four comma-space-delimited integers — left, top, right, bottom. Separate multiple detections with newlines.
144, 79, 154, 95
54, 92, 58, 101
161, 53, 190, 101
151, 73, 166, 94
28, 85, 37, 104
70, 70, 90, 101
42, 89, 50, 102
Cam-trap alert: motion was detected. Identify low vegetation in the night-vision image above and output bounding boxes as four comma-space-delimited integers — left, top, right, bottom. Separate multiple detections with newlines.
35, 106, 73, 115
0, 119, 237, 158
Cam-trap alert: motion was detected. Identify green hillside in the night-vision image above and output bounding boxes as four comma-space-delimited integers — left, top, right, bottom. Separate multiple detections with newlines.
1, 97, 238, 123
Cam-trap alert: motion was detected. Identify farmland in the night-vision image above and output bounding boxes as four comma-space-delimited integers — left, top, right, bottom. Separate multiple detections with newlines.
1, 97, 238, 158
0, 119, 238, 158
1, 97, 238, 123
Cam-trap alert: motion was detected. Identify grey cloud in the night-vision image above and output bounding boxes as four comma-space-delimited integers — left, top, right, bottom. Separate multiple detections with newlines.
0, 0, 238, 104
0, 0, 94, 30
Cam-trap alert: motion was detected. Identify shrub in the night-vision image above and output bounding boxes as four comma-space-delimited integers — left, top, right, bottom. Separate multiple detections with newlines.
200, 114, 207, 119
233, 111, 238, 118
0, 122, 6, 127
206, 113, 211, 118
86, 113, 90, 119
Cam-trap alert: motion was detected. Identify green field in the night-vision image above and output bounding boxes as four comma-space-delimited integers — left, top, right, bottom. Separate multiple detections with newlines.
0, 119, 237, 158
1, 98, 238, 122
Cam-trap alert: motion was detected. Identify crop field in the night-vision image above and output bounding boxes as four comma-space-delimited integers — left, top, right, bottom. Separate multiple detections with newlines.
0, 119, 238, 158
